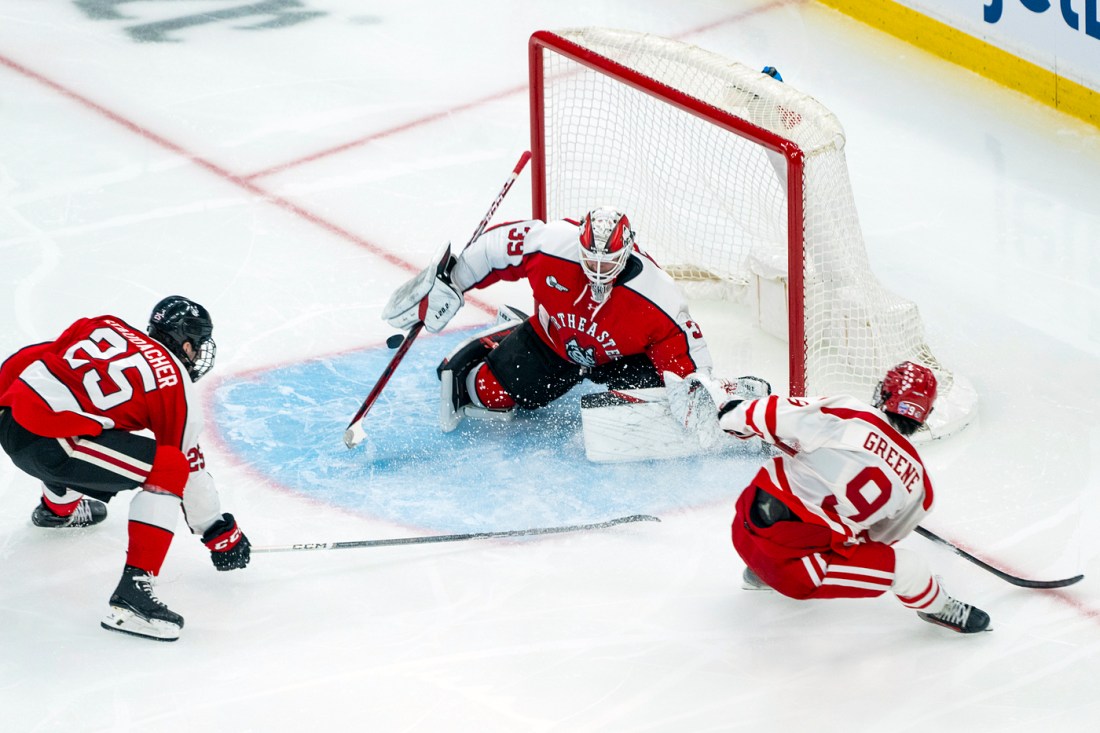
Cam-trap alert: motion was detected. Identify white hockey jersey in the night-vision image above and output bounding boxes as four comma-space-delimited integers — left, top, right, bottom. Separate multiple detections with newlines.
720, 394, 935, 546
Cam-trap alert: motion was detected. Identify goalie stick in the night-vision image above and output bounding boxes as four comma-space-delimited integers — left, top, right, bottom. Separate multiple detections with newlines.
914, 526, 1084, 589
343, 150, 533, 448
252, 513, 660, 554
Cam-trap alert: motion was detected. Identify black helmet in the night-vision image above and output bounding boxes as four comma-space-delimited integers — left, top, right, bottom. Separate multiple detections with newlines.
147, 295, 216, 381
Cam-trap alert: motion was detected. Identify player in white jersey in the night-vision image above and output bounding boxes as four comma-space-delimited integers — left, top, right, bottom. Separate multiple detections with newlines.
681, 361, 990, 633
384, 206, 767, 431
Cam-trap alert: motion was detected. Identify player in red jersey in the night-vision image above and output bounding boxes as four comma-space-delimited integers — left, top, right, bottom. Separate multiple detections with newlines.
670, 361, 991, 633
0, 296, 249, 641
384, 206, 767, 431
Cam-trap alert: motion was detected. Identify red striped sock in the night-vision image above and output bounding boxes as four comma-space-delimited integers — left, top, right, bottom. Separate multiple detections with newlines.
42, 493, 80, 518
126, 521, 174, 575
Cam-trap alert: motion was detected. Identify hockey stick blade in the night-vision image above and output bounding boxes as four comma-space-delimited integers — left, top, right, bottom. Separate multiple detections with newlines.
253, 513, 660, 554
344, 321, 424, 448
915, 526, 1084, 589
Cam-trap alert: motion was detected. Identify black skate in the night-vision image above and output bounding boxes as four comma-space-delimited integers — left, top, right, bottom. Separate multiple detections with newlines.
918, 597, 991, 634
31, 498, 107, 528
101, 565, 184, 642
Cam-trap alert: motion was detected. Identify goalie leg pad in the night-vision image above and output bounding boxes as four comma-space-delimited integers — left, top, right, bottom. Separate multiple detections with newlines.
437, 315, 526, 432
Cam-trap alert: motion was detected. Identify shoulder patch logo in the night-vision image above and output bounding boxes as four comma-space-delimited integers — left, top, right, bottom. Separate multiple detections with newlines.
546, 275, 569, 292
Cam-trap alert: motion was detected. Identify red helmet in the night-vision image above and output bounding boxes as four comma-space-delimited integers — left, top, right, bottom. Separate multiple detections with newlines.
578, 206, 635, 303
874, 361, 937, 424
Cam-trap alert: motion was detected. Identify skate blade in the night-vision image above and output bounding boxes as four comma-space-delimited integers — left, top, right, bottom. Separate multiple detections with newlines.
101, 606, 181, 642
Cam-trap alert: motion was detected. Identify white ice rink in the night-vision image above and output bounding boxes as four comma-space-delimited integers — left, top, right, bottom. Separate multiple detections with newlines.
2, 1, 1099, 730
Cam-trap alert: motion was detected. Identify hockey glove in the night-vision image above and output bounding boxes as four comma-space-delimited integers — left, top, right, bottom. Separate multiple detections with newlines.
663, 371, 729, 450
665, 372, 773, 450
382, 242, 464, 333
715, 375, 773, 418
202, 513, 251, 571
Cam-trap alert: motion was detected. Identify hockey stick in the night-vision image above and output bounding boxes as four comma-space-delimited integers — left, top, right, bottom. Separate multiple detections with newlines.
252, 513, 660, 554
769, 440, 1083, 589
914, 526, 1084, 589
343, 150, 533, 448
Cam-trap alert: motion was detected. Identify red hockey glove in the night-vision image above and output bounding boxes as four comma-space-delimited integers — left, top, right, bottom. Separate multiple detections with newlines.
202, 513, 251, 571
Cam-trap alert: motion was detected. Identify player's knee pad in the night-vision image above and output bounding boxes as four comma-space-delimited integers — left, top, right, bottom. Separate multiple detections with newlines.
144, 446, 189, 498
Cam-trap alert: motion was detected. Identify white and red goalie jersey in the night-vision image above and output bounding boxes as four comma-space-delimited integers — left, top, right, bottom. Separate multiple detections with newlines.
0, 315, 222, 529
720, 394, 935, 546
450, 219, 713, 378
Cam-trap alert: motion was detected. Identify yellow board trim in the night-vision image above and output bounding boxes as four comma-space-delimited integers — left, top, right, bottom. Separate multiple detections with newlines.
817, 0, 1100, 128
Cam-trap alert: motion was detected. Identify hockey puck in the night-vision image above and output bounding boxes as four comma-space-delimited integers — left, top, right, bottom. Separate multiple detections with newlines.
386, 334, 404, 349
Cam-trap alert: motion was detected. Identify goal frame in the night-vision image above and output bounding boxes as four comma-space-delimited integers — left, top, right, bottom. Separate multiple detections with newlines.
529, 29, 810, 396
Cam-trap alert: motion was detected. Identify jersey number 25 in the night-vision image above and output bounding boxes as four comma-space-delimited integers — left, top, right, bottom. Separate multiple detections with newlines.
64, 328, 157, 410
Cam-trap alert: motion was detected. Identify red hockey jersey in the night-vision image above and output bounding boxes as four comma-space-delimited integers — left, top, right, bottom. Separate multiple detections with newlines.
0, 315, 224, 531
450, 219, 712, 377
0, 315, 200, 447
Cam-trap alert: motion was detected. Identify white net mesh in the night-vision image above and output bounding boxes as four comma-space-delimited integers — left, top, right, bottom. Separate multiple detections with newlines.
533, 28, 975, 435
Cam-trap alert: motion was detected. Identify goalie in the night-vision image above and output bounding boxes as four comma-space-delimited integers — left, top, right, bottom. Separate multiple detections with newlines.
383, 206, 768, 432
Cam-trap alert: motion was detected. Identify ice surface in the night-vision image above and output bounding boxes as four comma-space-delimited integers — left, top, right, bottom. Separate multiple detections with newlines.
2, 1, 1099, 731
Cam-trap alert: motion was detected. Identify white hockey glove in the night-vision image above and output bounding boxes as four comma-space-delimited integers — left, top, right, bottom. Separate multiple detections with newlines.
382, 243, 464, 333
664, 371, 772, 450
664, 371, 728, 451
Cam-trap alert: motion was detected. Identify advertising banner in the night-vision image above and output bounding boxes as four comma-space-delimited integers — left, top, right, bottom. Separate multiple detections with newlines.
893, 0, 1099, 90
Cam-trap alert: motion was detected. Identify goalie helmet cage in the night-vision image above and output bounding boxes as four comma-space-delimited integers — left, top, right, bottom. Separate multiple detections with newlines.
528, 28, 976, 439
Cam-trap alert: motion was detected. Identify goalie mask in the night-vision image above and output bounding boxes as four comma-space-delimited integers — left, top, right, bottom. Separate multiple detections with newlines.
874, 361, 936, 427
578, 206, 635, 304
148, 295, 217, 382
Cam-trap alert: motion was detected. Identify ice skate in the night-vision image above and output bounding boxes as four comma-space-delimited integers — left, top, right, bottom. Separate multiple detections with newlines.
101, 565, 184, 642
31, 498, 107, 528
917, 596, 991, 634
741, 566, 773, 591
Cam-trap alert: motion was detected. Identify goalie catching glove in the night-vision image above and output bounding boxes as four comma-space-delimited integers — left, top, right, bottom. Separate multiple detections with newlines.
664, 371, 771, 450
382, 242, 464, 333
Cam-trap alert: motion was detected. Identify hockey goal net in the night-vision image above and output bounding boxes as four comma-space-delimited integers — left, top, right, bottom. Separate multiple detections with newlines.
529, 28, 976, 439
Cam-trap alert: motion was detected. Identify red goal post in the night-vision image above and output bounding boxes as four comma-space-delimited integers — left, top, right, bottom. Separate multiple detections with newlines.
528, 28, 976, 439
